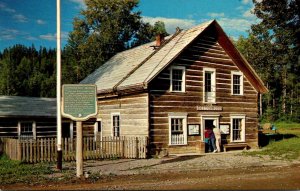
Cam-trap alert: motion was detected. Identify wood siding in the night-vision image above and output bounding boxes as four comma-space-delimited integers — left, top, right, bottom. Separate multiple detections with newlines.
97, 93, 149, 137
0, 118, 81, 138
149, 31, 259, 154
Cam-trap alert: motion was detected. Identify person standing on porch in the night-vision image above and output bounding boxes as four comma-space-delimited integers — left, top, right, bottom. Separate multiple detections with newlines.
210, 126, 217, 153
204, 127, 211, 152
213, 125, 221, 152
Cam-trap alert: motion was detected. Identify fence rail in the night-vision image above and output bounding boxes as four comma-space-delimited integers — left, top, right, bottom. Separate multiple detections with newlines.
1, 136, 148, 163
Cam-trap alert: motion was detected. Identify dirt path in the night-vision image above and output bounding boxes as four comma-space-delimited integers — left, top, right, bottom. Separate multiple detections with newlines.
2, 152, 300, 190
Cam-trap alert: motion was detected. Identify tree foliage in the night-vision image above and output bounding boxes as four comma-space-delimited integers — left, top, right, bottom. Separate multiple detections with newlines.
0, 45, 56, 97
236, 0, 300, 122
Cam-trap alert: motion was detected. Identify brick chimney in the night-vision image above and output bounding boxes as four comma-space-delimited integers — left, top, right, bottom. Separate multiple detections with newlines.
156, 34, 165, 47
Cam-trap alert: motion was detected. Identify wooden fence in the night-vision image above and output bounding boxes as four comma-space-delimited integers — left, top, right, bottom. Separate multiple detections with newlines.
0, 136, 148, 163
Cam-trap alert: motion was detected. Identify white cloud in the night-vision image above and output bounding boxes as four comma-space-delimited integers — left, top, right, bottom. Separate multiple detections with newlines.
25, 36, 38, 41
0, 29, 20, 40
0, 2, 16, 13
69, 0, 86, 9
207, 12, 225, 18
13, 14, 28, 23
218, 18, 254, 32
36, 19, 46, 25
242, 0, 251, 4
39, 33, 55, 41
243, 7, 255, 18
39, 32, 68, 41
142, 16, 196, 34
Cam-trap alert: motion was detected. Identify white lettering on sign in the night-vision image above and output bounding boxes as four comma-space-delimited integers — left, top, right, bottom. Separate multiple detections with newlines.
197, 105, 223, 111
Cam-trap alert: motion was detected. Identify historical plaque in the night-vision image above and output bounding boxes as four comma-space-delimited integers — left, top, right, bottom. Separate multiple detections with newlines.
188, 124, 200, 136
220, 124, 230, 134
62, 84, 97, 121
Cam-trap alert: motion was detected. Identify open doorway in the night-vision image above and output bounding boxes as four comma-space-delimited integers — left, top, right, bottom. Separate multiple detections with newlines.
201, 115, 219, 141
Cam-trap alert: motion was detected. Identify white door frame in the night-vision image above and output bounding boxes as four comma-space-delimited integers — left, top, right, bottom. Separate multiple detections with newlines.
201, 115, 220, 141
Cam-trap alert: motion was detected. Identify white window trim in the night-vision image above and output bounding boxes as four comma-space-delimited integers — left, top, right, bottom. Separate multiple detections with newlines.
111, 113, 120, 137
230, 114, 246, 142
18, 121, 36, 139
168, 113, 187, 145
231, 71, 244, 95
94, 118, 102, 141
170, 65, 186, 92
203, 68, 216, 103
70, 122, 74, 140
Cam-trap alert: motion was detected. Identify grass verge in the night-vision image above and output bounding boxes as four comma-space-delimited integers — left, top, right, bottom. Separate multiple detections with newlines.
0, 155, 55, 184
244, 122, 300, 160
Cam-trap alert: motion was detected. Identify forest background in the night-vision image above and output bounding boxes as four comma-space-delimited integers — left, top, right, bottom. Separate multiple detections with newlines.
0, 0, 299, 122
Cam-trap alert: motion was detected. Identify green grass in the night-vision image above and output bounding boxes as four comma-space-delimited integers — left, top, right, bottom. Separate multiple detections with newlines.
0, 155, 54, 184
244, 122, 300, 160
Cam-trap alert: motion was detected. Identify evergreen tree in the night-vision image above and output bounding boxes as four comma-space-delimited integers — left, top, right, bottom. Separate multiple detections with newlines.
237, 0, 300, 121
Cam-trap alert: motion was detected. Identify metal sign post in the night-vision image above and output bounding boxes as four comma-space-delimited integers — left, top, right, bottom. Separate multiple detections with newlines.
62, 84, 97, 178
56, 0, 62, 170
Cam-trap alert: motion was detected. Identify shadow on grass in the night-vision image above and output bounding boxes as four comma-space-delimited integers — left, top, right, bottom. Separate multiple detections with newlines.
259, 133, 298, 147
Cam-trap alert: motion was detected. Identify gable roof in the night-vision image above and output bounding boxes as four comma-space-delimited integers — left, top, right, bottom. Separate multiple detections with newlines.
81, 20, 268, 94
0, 96, 56, 118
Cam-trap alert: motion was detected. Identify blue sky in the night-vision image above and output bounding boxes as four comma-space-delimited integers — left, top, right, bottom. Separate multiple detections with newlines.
0, 0, 258, 51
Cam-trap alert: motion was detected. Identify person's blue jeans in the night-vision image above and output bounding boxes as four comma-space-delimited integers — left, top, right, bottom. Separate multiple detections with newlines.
210, 137, 217, 151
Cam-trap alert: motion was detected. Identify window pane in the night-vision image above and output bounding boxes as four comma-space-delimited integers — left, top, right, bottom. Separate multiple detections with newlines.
113, 115, 120, 137
205, 72, 212, 92
20, 122, 33, 138
233, 75, 241, 94
171, 118, 183, 133
232, 118, 242, 141
170, 117, 185, 145
172, 69, 183, 91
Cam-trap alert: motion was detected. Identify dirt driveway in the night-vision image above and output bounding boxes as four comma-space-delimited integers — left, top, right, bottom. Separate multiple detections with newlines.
2, 151, 300, 190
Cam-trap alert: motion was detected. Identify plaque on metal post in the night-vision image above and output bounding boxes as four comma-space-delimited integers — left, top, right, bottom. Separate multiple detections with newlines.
62, 84, 97, 121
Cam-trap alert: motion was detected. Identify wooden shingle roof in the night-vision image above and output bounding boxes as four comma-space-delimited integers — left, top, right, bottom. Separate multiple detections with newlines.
81, 20, 268, 94
0, 96, 56, 118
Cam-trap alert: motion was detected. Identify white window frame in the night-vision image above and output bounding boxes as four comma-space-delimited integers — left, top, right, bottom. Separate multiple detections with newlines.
94, 118, 102, 141
18, 121, 36, 139
203, 68, 216, 103
230, 114, 246, 142
168, 113, 187, 145
231, 71, 244, 95
170, 66, 186, 92
111, 113, 120, 137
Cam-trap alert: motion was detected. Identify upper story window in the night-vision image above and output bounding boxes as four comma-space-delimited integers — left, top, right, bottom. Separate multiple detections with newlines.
203, 68, 216, 103
170, 66, 185, 92
231, 71, 243, 95
112, 113, 120, 137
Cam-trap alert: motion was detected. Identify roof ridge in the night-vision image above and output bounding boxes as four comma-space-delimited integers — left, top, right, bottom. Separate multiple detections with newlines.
112, 29, 183, 92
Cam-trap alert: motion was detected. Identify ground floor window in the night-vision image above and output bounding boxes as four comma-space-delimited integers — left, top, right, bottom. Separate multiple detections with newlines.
169, 114, 187, 145
112, 113, 120, 137
230, 115, 245, 142
19, 121, 36, 139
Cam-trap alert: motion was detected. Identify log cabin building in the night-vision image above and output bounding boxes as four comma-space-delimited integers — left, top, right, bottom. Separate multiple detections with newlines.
0, 96, 99, 139
81, 20, 268, 155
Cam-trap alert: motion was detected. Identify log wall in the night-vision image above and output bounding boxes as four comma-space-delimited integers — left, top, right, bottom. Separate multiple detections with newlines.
97, 93, 149, 137
149, 31, 259, 155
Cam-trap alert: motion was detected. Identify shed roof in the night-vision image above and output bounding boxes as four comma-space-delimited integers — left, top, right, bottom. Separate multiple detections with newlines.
81, 20, 268, 94
0, 96, 56, 118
